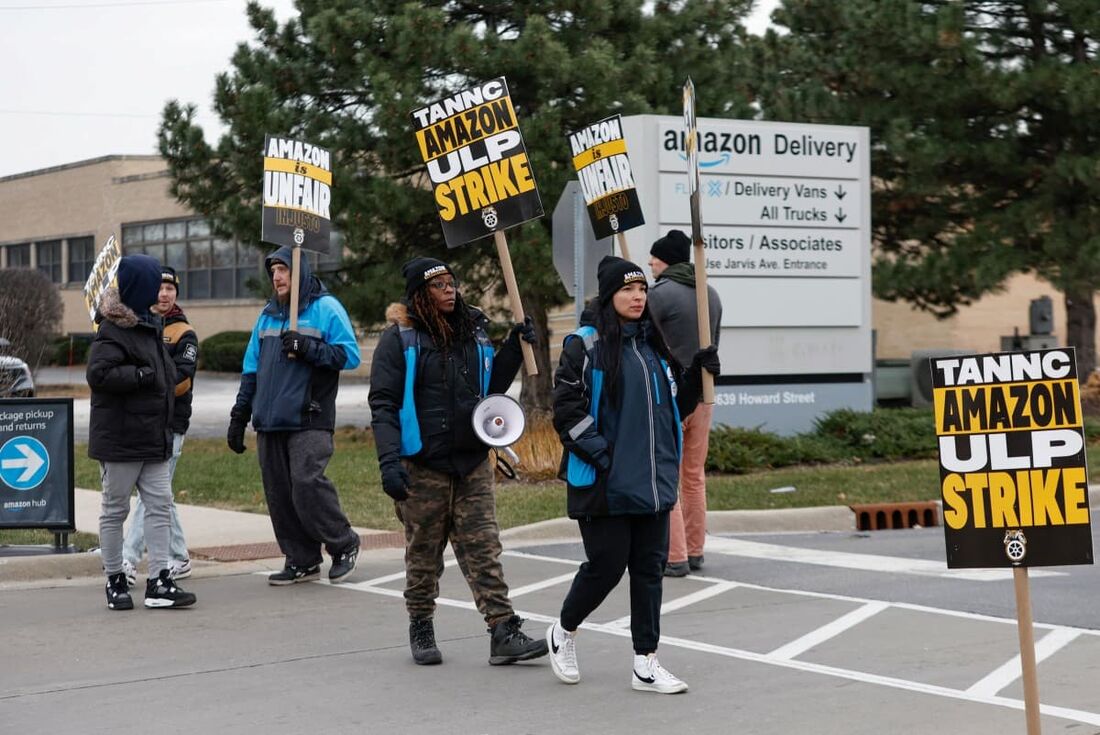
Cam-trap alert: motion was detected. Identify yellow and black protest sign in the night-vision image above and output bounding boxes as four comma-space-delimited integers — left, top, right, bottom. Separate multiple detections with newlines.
83, 235, 121, 324
566, 114, 644, 239
411, 77, 544, 248
932, 348, 1093, 568
261, 135, 333, 253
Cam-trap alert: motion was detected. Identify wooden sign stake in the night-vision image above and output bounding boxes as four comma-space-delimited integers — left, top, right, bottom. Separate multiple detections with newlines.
494, 230, 538, 376
683, 76, 715, 405
1013, 567, 1043, 734
287, 244, 301, 359
616, 232, 632, 263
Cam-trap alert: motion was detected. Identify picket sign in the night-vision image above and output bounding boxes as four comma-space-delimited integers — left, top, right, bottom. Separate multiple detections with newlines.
82, 235, 121, 326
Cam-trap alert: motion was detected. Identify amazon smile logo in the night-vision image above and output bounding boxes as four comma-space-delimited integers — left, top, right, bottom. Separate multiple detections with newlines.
663, 128, 761, 166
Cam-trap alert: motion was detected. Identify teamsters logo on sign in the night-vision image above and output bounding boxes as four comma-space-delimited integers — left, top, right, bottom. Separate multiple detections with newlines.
261, 135, 333, 254
566, 114, 644, 239
932, 348, 1093, 568
411, 77, 544, 248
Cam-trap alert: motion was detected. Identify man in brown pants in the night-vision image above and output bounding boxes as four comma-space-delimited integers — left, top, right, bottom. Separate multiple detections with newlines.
369, 256, 547, 666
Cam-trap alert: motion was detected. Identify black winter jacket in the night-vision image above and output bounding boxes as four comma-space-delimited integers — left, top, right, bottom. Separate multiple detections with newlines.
552, 318, 701, 518
162, 305, 198, 435
86, 289, 177, 462
369, 302, 524, 477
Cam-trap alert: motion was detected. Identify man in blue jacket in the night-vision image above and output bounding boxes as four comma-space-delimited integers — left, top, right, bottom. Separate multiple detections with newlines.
227, 245, 362, 585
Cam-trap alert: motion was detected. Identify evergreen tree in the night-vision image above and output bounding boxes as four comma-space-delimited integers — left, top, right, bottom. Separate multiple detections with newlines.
158, 0, 754, 410
753, 1, 1100, 372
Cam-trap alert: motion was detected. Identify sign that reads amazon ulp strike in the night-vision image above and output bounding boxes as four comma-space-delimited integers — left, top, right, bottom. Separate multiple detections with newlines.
412, 77, 544, 248
932, 348, 1094, 568
566, 114, 644, 239
261, 135, 333, 254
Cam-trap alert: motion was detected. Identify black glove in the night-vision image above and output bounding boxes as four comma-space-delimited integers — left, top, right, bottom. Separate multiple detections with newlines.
592, 447, 612, 473
381, 463, 410, 502
227, 407, 249, 454
507, 316, 537, 347
281, 330, 317, 360
690, 345, 721, 377
136, 366, 155, 388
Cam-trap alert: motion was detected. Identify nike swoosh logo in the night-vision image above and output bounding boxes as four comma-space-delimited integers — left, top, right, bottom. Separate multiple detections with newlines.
634, 670, 655, 684
551, 638, 559, 654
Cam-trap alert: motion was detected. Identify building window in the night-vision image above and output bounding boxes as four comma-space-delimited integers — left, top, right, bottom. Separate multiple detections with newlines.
6, 243, 31, 268
122, 218, 267, 301
68, 236, 96, 284
36, 240, 62, 283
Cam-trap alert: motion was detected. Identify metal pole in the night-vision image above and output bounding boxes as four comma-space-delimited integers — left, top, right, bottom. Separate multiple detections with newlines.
573, 186, 584, 327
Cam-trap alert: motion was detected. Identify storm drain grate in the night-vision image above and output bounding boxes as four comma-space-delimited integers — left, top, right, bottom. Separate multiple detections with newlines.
850, 501, 940, 531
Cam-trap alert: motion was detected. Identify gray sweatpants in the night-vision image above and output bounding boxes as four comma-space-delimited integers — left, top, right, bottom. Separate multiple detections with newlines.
256, 429, 357, 568
99, 459, 172, 579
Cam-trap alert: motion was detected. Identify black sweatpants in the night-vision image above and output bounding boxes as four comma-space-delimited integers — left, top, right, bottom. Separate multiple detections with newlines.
256, 429, 358, 567
559, 511, 670, 655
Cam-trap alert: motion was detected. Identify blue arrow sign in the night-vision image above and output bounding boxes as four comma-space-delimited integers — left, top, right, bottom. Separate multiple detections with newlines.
0, 436, 50, 491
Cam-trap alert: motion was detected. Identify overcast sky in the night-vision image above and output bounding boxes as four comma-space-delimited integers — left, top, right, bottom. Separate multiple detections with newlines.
0, 0, 779, 179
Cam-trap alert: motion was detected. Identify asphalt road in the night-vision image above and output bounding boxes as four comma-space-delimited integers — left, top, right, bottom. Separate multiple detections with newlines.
3, 529, 1098, 734
37, 367, 373, 442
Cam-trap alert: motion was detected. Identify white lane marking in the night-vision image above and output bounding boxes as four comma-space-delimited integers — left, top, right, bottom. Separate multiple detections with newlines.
966, 627, 1084, 697
327, 583, 1100, 728
768, 601, 890, 660
509, 572, 578, 598
705, 537, 1065, 580
502, 550, 582, 567
606, 580, 741, 628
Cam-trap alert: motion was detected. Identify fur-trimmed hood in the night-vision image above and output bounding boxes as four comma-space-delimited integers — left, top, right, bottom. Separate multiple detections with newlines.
385, 301, 413, 328
95, 288, 140, 328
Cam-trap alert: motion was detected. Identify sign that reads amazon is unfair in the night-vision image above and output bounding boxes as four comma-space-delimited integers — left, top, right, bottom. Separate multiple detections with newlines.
261, 135, 333, 254
412, 77, 544, 248
566, 114, 644, 239
932, 348, 1094, 568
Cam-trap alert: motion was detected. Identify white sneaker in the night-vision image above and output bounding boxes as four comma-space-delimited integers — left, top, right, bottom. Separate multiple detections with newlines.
169, 558, 192, 580
121, 559, 137, 588
632, 654, 688, 694
546, 622, 580, 684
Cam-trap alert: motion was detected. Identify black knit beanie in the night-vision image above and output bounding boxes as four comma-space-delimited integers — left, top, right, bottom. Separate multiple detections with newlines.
597, 256, 647, 305
650, 229, 691, 266
161, 265, 180, 292
116, 254, 162, 314
402, 257, 453, 299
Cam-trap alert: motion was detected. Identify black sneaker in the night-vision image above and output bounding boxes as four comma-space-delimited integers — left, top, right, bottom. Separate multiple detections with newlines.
144, 569, 197, 609
489, 615, 549, 665
409, 617, 443, 665
664, 561, 690, 577
105, 572, 133, 611
329, 544, 359, 584
688, 555, 704, 571
268, 564, 321, 586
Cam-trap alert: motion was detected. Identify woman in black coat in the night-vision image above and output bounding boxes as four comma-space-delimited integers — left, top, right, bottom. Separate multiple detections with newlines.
545, 256, 718, 694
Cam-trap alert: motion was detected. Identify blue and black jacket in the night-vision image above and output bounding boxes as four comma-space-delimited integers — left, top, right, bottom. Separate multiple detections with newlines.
232, 246, 361, 432
369, 301, 524, 477
552, 317, 700, 519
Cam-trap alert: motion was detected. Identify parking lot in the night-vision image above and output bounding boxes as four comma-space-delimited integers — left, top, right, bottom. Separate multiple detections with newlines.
3, 527, 1098, 734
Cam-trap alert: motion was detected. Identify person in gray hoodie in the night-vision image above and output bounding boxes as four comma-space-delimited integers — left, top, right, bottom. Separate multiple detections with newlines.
646, 230, 722, 577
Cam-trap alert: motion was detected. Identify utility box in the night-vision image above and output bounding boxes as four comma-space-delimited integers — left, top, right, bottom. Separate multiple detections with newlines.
1000, 333, 1058, 352
1029, 295, 1054, 335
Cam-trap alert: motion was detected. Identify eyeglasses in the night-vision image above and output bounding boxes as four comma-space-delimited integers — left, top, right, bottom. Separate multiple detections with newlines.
427, 279, 458, 292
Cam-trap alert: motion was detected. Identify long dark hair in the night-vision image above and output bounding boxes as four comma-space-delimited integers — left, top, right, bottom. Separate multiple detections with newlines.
590, 296, 677, 407
409, 287, 476, 351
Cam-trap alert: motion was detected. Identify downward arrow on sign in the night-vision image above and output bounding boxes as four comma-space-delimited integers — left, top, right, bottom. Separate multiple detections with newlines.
2, 444, 45, 483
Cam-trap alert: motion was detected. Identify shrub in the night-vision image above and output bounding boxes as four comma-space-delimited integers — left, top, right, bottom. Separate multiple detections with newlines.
705, 408, 939, 474
45, 334, 93, 366
813, 407, 938, 461
200, 331, 252, 372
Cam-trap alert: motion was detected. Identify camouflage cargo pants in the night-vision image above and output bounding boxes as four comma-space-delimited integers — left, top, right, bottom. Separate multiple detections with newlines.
395, 458, 513, 625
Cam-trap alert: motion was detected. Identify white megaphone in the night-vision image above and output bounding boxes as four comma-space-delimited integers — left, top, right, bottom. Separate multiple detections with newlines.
471, 394, 526, 465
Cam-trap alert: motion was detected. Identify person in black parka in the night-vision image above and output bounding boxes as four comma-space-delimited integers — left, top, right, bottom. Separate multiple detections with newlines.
87, 254, 196, 611
545, 256, 719, 694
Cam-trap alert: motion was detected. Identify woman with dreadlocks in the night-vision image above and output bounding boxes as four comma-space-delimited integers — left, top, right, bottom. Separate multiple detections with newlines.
368, 256, 548, 667
545, 256, 720, 694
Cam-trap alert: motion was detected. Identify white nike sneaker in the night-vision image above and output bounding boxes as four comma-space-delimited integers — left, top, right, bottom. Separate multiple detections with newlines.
631, 653, 688, 694
546, 622, 580, 684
